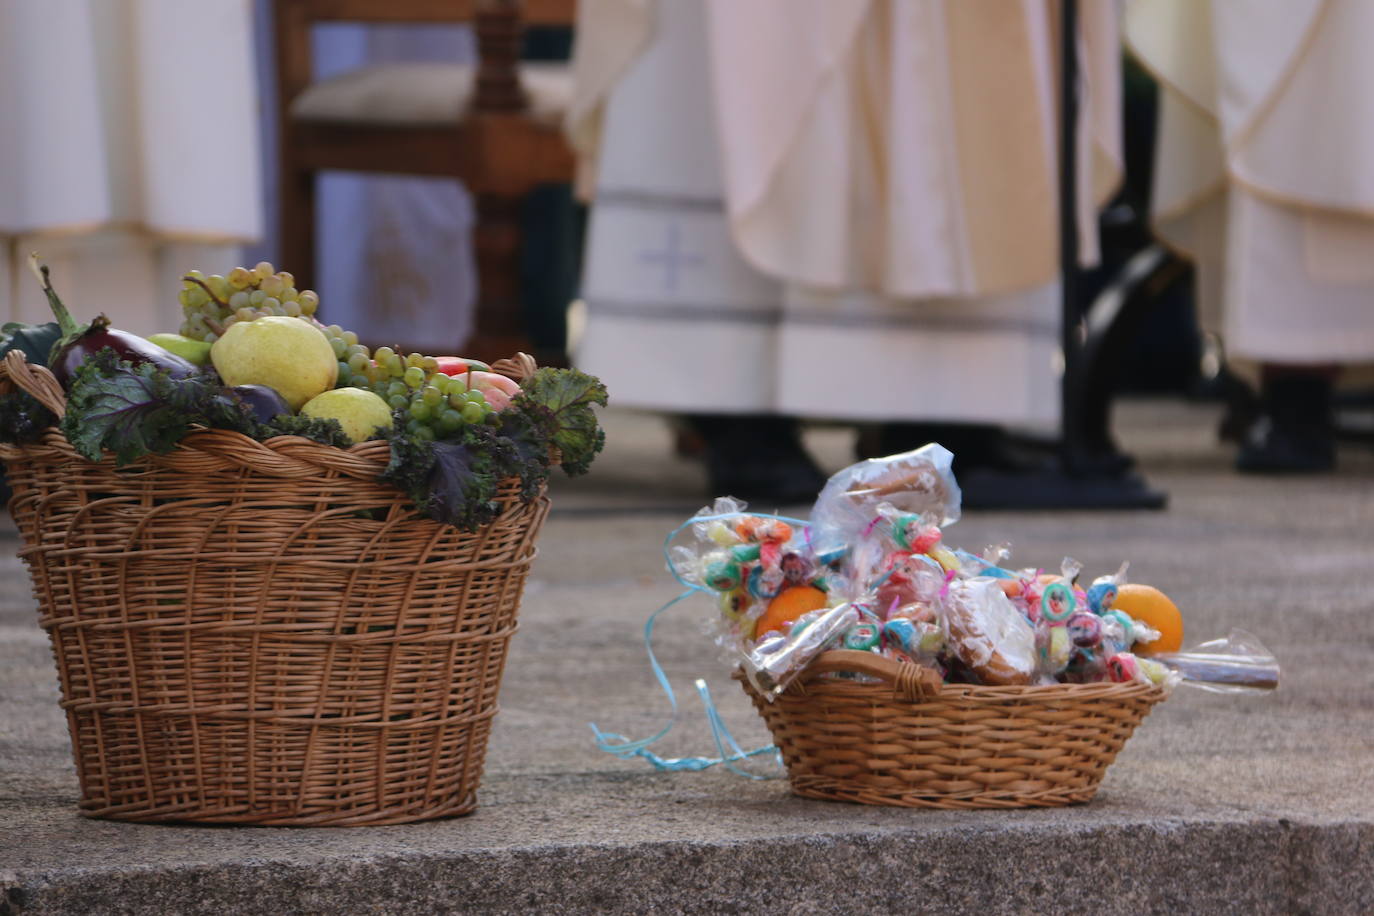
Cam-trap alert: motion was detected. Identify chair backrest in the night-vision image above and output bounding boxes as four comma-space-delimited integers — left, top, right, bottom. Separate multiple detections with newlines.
273, 0, 576, 117
273, 0, 574, 25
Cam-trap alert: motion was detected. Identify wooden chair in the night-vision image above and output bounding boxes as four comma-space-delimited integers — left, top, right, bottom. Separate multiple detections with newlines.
273, 0, 577, 362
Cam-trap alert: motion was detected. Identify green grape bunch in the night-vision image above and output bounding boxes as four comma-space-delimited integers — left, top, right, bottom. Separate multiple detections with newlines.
336, 344, 500, 441
178, 261, 320, 343
181, 261, 501, 441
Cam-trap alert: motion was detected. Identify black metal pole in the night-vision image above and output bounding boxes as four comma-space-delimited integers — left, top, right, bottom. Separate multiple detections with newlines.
1059, 0, 1082, 470
954, 0, 1165, 510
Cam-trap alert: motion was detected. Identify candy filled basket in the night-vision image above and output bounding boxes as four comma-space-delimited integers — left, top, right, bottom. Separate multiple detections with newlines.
737, 649, 1168, 809
612, 441, 1263, 811
0, 351, 549, 826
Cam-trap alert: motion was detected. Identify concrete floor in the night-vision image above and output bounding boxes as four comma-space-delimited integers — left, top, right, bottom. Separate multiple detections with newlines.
2, 400, 1372, 914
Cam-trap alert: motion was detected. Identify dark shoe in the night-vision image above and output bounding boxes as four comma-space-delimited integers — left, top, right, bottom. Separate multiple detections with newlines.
1236, 418, 1335, 472
1215, 374, 1262, 445
1235, 373, 1336, 473
685, 413, 827, 505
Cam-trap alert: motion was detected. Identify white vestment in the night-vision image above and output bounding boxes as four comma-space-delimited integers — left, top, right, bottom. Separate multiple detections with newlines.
0, 0, 260, 337
1126, 0, 1374, 365
567, 0, 1121, 426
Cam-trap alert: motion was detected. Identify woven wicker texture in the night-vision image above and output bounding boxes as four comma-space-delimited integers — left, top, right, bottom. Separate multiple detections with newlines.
739, 649, 1167, 809
0, 352, 549, 825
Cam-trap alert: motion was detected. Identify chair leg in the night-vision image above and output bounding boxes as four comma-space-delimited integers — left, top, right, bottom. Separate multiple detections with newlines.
517, 184, 577, 368
467, 192, 534, 362
279, 166, 318, 289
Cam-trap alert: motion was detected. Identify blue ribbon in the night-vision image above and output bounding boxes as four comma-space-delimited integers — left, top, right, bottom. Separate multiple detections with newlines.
588, 511, 811, 778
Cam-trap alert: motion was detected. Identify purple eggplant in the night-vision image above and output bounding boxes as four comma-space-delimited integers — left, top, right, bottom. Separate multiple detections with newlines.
229, 384, 291, 424
30, 255, 196, 386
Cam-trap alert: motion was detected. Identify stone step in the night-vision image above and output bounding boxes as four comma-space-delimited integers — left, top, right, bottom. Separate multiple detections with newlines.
4, 403, 1372, 914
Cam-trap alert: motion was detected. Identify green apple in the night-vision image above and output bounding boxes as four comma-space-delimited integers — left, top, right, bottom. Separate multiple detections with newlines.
148, 333, 212, 366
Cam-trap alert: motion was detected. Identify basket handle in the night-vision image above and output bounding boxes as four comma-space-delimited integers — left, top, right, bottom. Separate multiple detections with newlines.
798, 649, 945, 701
0, 350, 66, 418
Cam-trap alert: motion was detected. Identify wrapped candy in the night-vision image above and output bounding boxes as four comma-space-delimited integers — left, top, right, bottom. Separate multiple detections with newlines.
741, 601, 862, 697
1106, 652, 1178, 688
1087, 562, 1129, 614
1029, 579, 1076, 678
874, 552, 945, 621
1067, 611, 1103, 648
881, 616, 945, 668
887, 511, 962, 573
1149, 630, 1280, 693
675, 469, 1268, 704
842, 621, 882, 651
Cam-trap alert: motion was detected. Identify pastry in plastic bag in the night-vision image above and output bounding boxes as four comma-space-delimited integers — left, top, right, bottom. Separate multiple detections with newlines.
808, 444, 960, 557
942, 578, 1037, 686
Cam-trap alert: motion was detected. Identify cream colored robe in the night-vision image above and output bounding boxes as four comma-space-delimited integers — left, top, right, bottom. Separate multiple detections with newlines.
1127, 0, 1374, 365
567, 0, 1121, 425
0, 0, 261, 337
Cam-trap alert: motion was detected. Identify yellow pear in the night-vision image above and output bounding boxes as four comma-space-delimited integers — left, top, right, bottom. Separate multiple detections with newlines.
211, 316, 337, 411
300, 388, 393, 444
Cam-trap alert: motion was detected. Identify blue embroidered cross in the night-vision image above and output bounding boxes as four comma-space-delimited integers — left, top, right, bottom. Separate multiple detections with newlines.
638, 222, 704, 292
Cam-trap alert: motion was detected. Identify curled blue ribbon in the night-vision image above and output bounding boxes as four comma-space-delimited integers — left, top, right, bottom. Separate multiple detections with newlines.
588, 511, 810, 777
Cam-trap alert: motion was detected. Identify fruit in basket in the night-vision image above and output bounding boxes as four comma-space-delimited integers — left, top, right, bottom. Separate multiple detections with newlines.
177, 262, 523, 439
337, 347, 519, 440
177, 263, 319, 343
211, 316, 337, 410
1113, 584, 1183, 655
148, 333, 212, 366
300, 388, 392, 444
754, 585, 828, 639
434, 356, 491, 375
28, 256, 197, 385
11, 260, 608, 530
174, 260, 601, 434
177, 261, 530, 439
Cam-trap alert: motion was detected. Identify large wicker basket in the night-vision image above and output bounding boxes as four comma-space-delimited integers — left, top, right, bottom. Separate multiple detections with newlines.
0, 351, 549, 826
739, 649, 1168, 808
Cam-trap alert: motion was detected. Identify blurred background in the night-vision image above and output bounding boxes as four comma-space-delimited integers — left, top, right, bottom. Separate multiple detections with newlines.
3, 0, 1371, 503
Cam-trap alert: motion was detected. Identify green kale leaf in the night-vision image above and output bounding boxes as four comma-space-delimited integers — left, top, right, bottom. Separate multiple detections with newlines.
200, 387, 264, 438
509, 367, 607, 477
495, 408, 555, 498
61, 349, 213, 465
382, 424, 523, 530
262, 412, 351, 449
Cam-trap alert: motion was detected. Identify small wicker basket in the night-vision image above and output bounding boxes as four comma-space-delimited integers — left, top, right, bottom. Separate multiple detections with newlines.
0, 351, 548, 826
739, 649, 1168, 809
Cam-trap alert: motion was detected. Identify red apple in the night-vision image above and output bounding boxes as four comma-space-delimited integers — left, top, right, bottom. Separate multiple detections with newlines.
433, 356, 491, 376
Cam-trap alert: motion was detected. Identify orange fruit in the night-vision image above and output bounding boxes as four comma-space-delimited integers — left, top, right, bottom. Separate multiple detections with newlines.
1114, 583, 1183, 655
997, 579, 1023, 598
754, 586, 828, 638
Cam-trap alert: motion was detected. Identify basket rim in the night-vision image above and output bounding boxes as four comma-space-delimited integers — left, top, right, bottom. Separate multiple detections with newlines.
0, 348, 544, 481
0, 423, 394, 479
0, 343, 394, 480
734, 666, 1171, 704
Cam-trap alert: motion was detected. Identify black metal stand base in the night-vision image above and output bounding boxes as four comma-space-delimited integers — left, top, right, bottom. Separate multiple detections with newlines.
959, 463, 1167, 511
